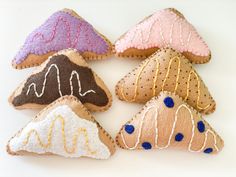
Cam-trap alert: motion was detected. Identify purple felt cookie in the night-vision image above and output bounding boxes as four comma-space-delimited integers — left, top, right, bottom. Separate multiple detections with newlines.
13, 9, 112, 68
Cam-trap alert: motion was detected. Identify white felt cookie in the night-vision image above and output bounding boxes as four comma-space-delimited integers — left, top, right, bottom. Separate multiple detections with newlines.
7, 96, 115, 159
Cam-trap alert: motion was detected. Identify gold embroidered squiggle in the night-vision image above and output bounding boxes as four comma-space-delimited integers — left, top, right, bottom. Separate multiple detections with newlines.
161, 56, 181, 93
23, 115, 96, 155
184, 70, 210, 110
152, 58, 160, 96
121, 59, 151, 101
120, 56, 210, 110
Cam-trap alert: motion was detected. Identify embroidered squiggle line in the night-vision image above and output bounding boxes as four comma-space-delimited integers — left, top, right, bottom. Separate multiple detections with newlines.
121, 104, 219, 152
120, 59, 151, 102
152, 58, 160, 96
161, 56, 181, 94
120, 56, 210, 110
128, 12, 188, 50
158, 104, 218, 152
121, 106, 157, 149
184, 70, 210, 110
23, 115, 97, 155
26, 64, 96, 97
169, 16, 179, 46
31, 15, 95, 49
117, 10, 208, 56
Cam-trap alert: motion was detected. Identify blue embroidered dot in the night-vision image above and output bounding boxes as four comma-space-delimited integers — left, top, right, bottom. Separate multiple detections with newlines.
164, 97, 174, 108
197, 121, 205, 133
204, 148, 213, 154
175, 133, 184, 142
142, 142, 152, 150
124, 124, 135, 134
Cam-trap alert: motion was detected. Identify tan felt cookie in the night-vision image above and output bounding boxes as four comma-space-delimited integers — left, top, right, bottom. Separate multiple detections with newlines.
116, 48, 215, 114
9, 49, 112, 112
7, 95, 115, 159
114, 8, 211, 64
116, 92, 223, 154
12, 8, 113, 69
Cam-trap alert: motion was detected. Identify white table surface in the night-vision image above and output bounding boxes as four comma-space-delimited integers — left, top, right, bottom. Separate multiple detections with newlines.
0, 0, 236, 177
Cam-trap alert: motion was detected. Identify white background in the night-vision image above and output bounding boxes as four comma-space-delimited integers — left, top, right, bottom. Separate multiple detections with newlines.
0, 0, 236, 177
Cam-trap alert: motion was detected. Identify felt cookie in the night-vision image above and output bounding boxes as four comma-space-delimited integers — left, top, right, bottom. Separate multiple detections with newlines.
114, 8, 211, 63
116, 48, 215, 114
116, 92, 223, 154
12, 8, 113, 69
9, 49, 112, 112
7, 95, 115, 159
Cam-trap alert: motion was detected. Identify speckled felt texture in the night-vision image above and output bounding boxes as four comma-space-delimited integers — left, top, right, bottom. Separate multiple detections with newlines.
116, 48, 215, 114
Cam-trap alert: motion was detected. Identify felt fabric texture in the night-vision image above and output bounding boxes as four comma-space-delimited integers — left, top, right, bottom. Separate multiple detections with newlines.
12, 9, 112, 69
114, 8, 211, 63
116, 92, 224, 154
9, 49, 112, 112
7, 96, 116, 159
116, 48, 215, 114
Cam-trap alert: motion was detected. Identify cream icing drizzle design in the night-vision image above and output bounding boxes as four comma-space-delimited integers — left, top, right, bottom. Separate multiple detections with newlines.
26, 64, 96, 97
121, 103, 219, 153
9, 105, 111, 159
115, 9, 210, 56
120, 56, 210, 110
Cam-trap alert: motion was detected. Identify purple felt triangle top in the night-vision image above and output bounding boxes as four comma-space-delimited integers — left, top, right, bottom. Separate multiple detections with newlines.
13, 10, 110, 64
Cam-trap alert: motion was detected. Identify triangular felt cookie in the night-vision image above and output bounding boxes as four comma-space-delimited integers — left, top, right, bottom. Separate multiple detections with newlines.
9, 49, 112, 112
7, 95, 116, 159
116, 48, 215, 114
12, 8, 112, 69
114, 8, 211, 64
116, 92, 223, 154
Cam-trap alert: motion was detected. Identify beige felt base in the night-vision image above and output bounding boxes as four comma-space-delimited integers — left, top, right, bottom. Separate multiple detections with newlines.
115, 47, 211, 64
114, 8, 211, 64
7, 95, 116, 157
116, 91, 223, 154
9, 49, 112, 112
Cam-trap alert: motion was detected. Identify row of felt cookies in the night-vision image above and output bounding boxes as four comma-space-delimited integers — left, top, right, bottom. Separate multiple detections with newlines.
7, 8, 223, 158
12, 8, 210, 70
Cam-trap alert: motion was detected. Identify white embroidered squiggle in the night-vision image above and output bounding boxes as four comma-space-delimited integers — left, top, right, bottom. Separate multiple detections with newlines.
121, 106, 157, 149
26, 64, 96, 97
121, 103, 219, 152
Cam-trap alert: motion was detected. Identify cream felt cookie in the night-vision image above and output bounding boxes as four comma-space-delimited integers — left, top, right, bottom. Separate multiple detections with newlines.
116, 48, 215, 114
114, 8, 211, 64
116, 92, 223, 154
9, 49, 112, 112
7, 95, 116, 159
12, 8, 113, 69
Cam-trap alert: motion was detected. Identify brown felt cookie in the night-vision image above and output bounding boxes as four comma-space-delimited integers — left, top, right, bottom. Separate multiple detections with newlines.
12, 8, 113, 69
9, 49, 112, 112
116, 92, 223, 154
114, 8, 211, 64
7, 95, 115, 159
116, 48, 215, 114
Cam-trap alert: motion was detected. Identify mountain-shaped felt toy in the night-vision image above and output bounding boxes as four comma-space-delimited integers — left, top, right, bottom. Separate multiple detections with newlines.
12, 8, 113, 69
114, 8, 211, 64
7, 96, 116, 159
116, 48, 215, 114
9, 49, 112, 112
116, 92, 223, 154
